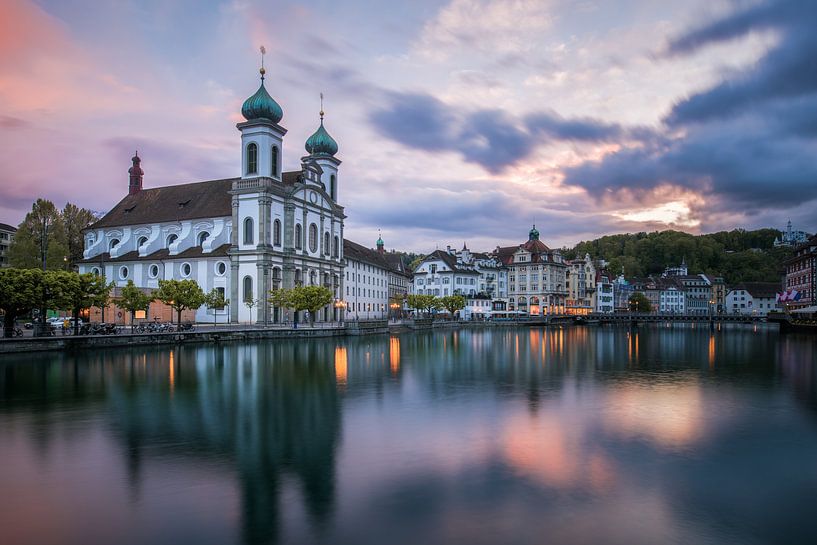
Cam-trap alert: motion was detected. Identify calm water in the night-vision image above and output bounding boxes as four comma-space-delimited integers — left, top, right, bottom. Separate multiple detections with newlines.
1, 326, 816, 545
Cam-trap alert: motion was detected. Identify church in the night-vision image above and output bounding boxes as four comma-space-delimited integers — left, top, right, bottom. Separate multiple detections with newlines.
79, 60, 346, 324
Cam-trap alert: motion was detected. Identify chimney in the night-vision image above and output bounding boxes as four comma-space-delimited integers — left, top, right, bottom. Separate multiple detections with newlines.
128, 151, 143, 195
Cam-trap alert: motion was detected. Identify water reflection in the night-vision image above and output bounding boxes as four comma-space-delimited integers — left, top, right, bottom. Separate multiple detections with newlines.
1, 325, 816, 545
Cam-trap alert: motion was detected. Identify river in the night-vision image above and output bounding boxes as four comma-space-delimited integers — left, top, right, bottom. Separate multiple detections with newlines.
1, 325, 816, 545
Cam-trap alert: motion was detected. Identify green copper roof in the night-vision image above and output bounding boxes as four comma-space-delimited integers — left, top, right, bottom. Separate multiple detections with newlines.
305, 119, 338, 156
376, 236, 384, 246
241, 78, 283, 123
529, 224, 539, 241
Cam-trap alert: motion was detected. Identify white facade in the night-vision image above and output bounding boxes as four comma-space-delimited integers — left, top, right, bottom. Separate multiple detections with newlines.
79, 69, 346, 324
566, 253, 596, 314
659, 288, 686, 314
344, 250, 389, 320
595, 272, 615, 314
412, 250, 480, 298
726, 288, 780, 316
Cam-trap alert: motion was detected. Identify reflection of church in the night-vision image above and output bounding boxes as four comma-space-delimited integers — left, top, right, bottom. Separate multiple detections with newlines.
108, 343, 343, 544
79, 58, 345, 324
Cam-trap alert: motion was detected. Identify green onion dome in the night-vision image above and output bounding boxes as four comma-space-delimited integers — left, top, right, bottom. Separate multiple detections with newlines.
529, 224, 540, 241
241, 70, 283, 123
305, 118, 338, 156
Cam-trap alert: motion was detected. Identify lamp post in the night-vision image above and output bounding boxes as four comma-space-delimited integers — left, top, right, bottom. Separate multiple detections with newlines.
389, 302, 400, 322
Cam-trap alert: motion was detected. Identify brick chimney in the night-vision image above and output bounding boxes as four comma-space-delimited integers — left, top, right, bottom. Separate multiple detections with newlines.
128, 151, 143, 195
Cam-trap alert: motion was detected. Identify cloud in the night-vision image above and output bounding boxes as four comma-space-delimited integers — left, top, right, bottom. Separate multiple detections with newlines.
369, 92, 647, 173
561, 0, 817, 225
666, 0, 817, 125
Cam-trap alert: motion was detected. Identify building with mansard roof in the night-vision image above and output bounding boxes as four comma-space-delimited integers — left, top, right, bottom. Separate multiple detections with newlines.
493, 225, 567, 315
78, 62, 346, 324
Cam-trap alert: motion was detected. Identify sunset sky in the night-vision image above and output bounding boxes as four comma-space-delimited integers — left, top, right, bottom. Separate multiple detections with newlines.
1, 0, 814, 251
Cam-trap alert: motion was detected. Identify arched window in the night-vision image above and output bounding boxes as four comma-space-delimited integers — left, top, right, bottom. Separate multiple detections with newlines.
109, 239, 120, 252
272, 267, 282, 290
323, 232, 330, 255
271, 146, 279, 177
308, 223, 318, 253
243, 217, 254, 245
295, 224, 302, 250
309, 270, 317, 285
198, 232, 210, 246
330, 174, 336, 199
333, 236, 339, 258
294, 269, 302, 286
273, 219, 281, 246
243, 275, 253, 303
166, 234, 178, 248
137, 236, 148, 248
246, 143, 258, 175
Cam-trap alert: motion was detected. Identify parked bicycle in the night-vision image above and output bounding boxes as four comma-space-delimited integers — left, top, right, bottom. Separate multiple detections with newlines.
80, 323, 119, 336
177, 322, 195, 332
135, 322, 175, 333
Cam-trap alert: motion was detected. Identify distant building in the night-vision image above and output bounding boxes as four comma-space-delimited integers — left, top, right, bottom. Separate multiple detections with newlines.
613, 274, 635, 312
725, 283, 781, 316
774, 220, 809, 247
344, 237, 409, 320
781, 234, 816, 310
677, 274, 713, 315
595, 270, 615, 314
494, 225, 567, 315
412, 250, 480, 298
0, 222, 16, 268
463, 293, 492, 320
565, 253, 596, 315
661, 258, 688, 278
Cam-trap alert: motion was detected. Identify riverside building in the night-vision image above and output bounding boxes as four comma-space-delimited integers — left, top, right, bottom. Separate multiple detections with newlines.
78, 60, 346, 324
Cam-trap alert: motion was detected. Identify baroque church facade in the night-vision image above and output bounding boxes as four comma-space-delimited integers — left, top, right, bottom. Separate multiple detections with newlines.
79, 63, 346, 324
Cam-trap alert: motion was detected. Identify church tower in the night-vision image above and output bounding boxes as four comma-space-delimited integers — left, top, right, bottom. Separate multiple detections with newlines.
238, 49, 286, 180
304, 95, 341, 201
128, 152, 143, 195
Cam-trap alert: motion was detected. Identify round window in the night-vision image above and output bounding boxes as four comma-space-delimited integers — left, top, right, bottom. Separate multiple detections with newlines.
91, 267, 101, 276
216, 262, 227, 276
149, 264, 159, 278
119, 266, 129, 279
181, 263, 192, 277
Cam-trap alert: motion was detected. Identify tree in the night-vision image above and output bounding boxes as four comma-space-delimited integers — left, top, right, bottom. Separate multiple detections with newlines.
120, 280, 154, 332
58, 272, 112, 335
439, 294, 466, 319
62, 203, 97, 269
155, 279, 205, 325
8, 199, 68, 270
244, 296, 257, 324
628, 292, 652, 313
0, 268, 43, 337
407, 294, 441, 317
204, 288, 229, 327
284, 285, 333, 326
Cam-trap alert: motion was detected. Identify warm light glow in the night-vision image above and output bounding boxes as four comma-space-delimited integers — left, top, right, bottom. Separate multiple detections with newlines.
168, 350, 175, 394
389, 336, 400, 375
708, 334, 715, 370
334, 346, 348, 386
613, 200, 700, 228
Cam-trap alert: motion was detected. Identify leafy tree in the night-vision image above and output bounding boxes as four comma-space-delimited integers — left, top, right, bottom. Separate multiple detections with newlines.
628, 292, 652, 313
439, 294, 466, 318
62, 203, 97, 268
288, 285, 333, 326
120, 280, 154, 332
8, 199, 68, 270
0, 268, 43, 337
155, 279, 205, 325
407, 294, 441, 316
60, 272, 112, 335
204, 288, 229, 327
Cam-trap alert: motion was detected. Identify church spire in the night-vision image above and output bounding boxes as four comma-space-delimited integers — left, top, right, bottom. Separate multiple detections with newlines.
128, 151, 143, 195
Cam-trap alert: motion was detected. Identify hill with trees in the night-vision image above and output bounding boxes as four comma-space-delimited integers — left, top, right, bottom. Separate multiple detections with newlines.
562, 228, 792, 284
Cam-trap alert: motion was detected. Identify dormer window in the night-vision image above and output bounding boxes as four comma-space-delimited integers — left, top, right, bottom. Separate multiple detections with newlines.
137, 236, 148, 248
109, 239, 120, 252
246, 143, 258, 175
198, 232, 210, 246
166, 234, 178, 248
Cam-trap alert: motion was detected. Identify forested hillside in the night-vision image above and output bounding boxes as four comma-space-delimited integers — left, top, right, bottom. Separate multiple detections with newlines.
562, 229, 792, 284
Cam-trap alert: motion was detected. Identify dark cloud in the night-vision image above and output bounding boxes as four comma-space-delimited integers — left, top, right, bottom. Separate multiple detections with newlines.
369, 93, 640, 173
666, 0, 817, 125
562, 0, 817, 222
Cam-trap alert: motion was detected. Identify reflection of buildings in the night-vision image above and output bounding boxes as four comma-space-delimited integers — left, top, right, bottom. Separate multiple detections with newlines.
106, 342, 342, 545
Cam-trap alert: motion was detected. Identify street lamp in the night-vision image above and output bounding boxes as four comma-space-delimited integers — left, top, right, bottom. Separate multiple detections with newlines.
334, 299, 346, 324
35, 215, 51, 337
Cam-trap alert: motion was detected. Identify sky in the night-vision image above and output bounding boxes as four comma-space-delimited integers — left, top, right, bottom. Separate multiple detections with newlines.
1, 0, 815, 252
